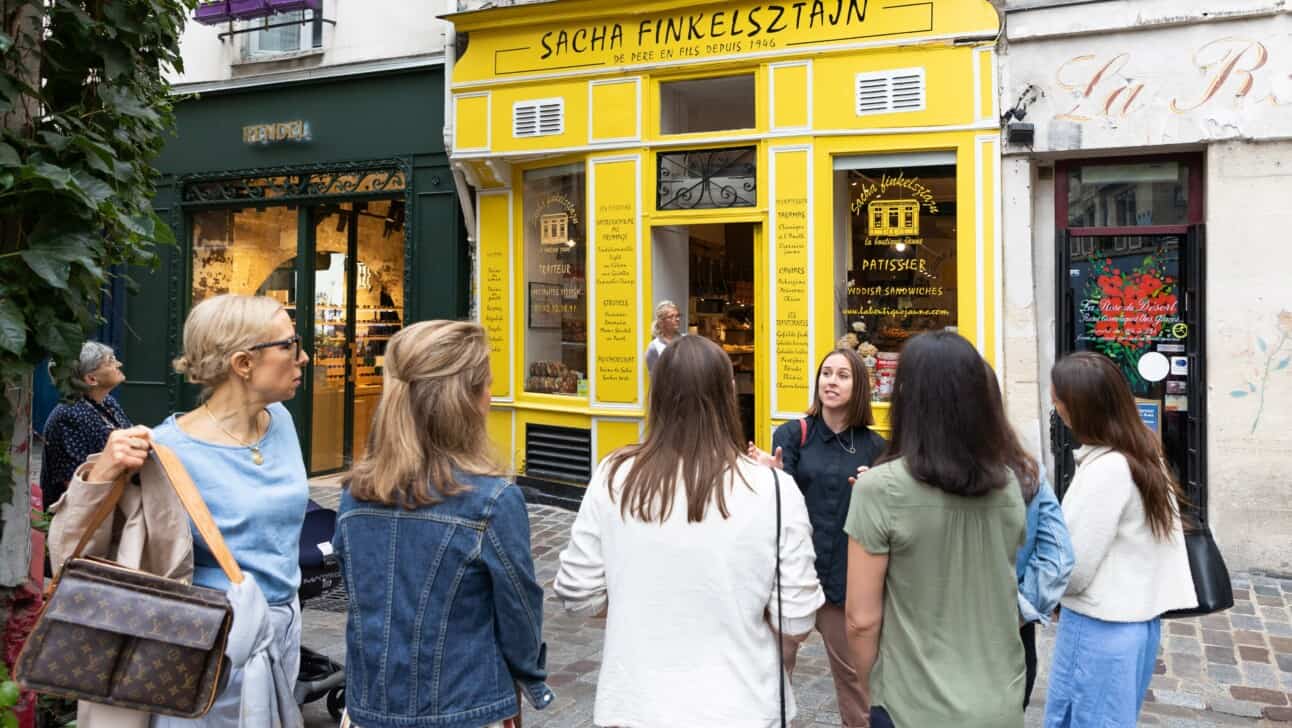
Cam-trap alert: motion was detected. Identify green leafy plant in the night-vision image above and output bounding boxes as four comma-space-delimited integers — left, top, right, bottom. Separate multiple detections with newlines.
0, 0, 192, 514
0, 662, 19, 728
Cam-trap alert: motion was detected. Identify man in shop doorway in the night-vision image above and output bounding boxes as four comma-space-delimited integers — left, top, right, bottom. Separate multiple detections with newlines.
645, 300, 683, 379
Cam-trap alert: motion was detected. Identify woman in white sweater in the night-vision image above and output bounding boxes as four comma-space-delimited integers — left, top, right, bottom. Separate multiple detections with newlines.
1044, 352, 1196, 728
555, 335, 824, 728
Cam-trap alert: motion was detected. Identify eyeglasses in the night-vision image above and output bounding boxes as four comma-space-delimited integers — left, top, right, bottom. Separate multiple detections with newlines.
248, 334, 303, 359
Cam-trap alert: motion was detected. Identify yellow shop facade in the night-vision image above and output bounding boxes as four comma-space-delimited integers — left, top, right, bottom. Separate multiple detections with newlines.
445, 0, 1003, 494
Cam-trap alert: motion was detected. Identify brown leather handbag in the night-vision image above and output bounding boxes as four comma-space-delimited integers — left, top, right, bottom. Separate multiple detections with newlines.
15, 444, 245, 718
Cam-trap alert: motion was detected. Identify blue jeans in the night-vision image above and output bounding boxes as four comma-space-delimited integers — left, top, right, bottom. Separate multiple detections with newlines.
1043, 609, 1161, 728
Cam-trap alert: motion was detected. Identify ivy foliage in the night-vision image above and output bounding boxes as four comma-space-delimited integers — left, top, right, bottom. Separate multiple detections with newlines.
0, 0, 192, 512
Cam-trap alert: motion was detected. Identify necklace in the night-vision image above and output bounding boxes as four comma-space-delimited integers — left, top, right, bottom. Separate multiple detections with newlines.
837, 427, 857, 455
203, 404, 265, 466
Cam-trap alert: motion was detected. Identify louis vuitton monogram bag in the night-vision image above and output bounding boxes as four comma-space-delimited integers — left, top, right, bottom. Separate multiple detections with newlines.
16, 444, 244, 718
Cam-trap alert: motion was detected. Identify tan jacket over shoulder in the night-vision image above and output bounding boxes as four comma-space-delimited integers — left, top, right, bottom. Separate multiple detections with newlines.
47, 453, 196, 728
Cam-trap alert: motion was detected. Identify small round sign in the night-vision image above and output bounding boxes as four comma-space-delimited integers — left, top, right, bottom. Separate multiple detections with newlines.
1138, 351, 1170, 383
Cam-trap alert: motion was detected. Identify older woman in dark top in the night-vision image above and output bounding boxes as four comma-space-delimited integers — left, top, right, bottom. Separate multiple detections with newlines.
749, 347, 885, 728
39, 341, 131, 508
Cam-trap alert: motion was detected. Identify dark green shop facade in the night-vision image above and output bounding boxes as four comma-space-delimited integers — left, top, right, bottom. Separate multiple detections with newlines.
116, 67, 468, 474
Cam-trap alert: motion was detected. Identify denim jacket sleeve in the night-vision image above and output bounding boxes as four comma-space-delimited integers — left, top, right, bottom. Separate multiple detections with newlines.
1017, 478, 1075, 624
483, 482, 555, 711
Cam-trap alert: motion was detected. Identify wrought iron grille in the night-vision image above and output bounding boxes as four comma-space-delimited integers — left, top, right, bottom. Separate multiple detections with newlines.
182, 164, 407, 205
657, 146, 757, 210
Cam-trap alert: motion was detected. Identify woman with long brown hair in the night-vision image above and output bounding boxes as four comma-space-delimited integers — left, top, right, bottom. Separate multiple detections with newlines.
333, 320, 553, 728
748, 348, 884, 728
1044, 352, 1194, 728
555, 335, 824, 727
843, 331, 1027, 728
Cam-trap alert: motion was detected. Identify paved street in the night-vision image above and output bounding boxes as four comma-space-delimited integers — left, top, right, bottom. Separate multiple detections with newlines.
303, 485, 1292, 727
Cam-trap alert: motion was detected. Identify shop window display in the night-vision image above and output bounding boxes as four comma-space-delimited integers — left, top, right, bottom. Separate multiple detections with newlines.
837, 165, 958, 401
524, 164, 588, 395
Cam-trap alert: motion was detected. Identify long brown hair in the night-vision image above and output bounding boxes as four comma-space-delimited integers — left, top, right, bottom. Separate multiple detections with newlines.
1051, 352, 1182, 539
805, 348, 874, 427
607, 335, 748, 522
346, 320, 501, 507
879, 331, 1019, 497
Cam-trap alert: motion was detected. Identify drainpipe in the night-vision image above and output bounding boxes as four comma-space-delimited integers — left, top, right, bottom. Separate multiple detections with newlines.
443, 20, 480, 319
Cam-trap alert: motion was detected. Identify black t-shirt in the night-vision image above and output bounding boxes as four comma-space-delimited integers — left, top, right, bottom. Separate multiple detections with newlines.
772, 414, 886, 604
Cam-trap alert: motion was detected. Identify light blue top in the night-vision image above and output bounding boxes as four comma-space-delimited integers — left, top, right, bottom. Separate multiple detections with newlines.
152, 402, 308, 605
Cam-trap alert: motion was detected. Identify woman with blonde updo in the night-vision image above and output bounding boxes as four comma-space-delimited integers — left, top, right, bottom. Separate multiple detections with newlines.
644, 300, 682, 378
334, 320, 553, 728
50, 293, 310, 727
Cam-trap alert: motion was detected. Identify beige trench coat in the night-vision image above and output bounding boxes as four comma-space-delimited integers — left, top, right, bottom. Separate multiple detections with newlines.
47, 453, 196, 728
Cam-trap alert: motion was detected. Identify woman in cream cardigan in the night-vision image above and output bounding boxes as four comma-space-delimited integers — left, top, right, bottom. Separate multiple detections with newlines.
1044, 353, 1196, 728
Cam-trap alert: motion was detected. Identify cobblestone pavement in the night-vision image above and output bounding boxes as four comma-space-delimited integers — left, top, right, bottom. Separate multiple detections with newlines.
303, 487, 1292, 727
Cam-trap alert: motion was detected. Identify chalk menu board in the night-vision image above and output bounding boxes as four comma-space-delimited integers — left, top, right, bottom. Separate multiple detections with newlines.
772, 148, 811, 416
592, 158, 640, 404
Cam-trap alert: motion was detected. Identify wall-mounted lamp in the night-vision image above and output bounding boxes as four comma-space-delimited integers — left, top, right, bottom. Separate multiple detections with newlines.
1006, 122, 1035, 147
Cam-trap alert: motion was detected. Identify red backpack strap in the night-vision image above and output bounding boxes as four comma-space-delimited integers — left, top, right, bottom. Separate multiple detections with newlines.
799, 418, 808, 447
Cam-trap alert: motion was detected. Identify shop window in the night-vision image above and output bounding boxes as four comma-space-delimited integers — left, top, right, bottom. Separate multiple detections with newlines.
523, 164, 587, 396
660, 75, 756, 135
836, 163, 958, 402
191, 206, 300, 308
245, 7, 324, 57
1067, 161, 1189, 228
657, 146, 756, 210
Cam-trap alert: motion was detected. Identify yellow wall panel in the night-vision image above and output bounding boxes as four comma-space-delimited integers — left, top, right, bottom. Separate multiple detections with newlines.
770, 146, 812, 418
770, 63, 809, 130
479, 192, 513, 398
590, 80, 639, 141
590, 156, 642, 404
978, 48, 996, 122
487, 408, 515, 469
596, 419, 641, 462
490, 82, 588, 153
455, 94, 490, 151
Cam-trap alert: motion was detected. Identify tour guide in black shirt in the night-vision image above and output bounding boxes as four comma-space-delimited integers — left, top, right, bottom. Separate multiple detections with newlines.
749, 347, 884, 728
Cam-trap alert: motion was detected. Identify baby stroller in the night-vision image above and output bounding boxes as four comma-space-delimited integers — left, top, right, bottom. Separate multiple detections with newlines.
297, 499, 347, 719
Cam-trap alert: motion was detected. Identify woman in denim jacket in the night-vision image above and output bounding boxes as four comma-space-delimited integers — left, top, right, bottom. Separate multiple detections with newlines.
334, 321, 554, 728
985, 368, 1075, 708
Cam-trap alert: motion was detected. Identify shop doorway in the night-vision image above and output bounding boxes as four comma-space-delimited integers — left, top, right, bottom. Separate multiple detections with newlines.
306, 201, 406, 473
1053, 157, 1205, 518
652, 222, 757, 442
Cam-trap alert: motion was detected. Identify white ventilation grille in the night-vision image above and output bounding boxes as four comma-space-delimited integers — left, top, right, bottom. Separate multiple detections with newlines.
855, 68, 926, 116
513, 98, 564, 138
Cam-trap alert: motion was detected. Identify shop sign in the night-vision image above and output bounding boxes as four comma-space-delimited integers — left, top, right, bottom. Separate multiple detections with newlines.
849, 171, 939, 249
458, 1, 996, 78
1076, 255, 1183, 388
1007, 18, 1292, 150
531, 194, 581, 250
242, 120, 312, 145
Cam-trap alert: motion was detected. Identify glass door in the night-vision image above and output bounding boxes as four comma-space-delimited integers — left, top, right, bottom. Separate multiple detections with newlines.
307, 201, 405, 473
1055, 227, 1206, 505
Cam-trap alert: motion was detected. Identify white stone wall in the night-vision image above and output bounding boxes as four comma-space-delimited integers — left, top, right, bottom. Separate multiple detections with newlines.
1204, 140, 1292, 573
1000, 2, 1292, 572
171, 0, 454, 86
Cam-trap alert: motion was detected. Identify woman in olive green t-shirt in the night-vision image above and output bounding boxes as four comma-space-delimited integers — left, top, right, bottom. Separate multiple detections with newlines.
843, 331, 1031, 728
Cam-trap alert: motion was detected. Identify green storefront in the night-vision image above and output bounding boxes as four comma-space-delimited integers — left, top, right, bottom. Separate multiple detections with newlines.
116, 67, 468, 475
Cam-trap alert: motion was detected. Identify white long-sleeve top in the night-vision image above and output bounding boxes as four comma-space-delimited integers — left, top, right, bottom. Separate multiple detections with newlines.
554, 456, 825, 728
1060, 445, 1196, 622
